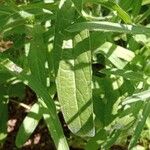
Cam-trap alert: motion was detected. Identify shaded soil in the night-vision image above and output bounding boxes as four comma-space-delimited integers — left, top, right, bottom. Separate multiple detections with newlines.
1, 86, 130, 150
2, 87, 56, 150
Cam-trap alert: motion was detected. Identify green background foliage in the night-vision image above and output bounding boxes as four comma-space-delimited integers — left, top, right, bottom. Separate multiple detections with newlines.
0, 0, 150, 149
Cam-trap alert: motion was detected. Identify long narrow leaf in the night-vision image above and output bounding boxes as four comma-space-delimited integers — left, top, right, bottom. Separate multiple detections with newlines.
16, 103, 42, 147
67, 21, 150, 36
84, 0, 132, 23
129, 101, 150, 149
122, 89, 150, 105
0, 59, 69, 150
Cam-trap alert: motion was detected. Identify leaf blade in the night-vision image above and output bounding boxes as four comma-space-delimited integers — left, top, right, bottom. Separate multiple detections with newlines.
67, 21, 150, 36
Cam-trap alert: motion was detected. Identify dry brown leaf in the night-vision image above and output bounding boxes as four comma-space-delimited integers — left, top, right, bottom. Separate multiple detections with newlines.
0, 40, 13, 52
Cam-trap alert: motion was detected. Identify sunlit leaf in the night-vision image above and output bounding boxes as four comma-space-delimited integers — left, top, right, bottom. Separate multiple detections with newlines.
54, 0, 94, 136
67, 21, 150, 36
16, 103, 41, 147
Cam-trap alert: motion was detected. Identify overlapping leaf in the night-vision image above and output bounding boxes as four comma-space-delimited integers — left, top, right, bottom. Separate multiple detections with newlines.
54, 0, 94, 137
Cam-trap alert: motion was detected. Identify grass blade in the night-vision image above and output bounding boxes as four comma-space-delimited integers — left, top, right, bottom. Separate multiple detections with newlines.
128, 101, 150, 149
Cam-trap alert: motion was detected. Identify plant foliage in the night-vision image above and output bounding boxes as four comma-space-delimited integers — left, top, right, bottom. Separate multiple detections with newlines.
0, 0, 150, 149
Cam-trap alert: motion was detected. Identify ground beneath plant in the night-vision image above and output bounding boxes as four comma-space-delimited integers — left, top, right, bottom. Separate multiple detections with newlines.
2, 87, 128, 150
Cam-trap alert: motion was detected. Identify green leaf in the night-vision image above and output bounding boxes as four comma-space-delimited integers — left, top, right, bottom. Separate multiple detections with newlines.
19, 1, 57, 11
71, 0, 83, 13
74, 0, 131, 23
122, 89, 150, 105
129, 101, 150, 149
56, 30, 94, 136
8, 82, 25, 99
102, 69, 144, 81
85, 129, 107, 150
0, 69, 12, 84
67, 21, 150, 36
22, 77, 69, 150
1, 1, 150, 149
39, 98, 69, 150
0, 59, 69, 150
16, 103, 42, 147
119, 0, 134, 11
102, 128, 122, 149
72, 0, 132, 23
131, 0, 142, 17
54, 0, 94, 136
95, 42, 135, 69
25, 22, 70, 148
100, 1, 132, 23
142, 0, 150, 5
28, 24, 47, 86
93, 76, 120, 126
